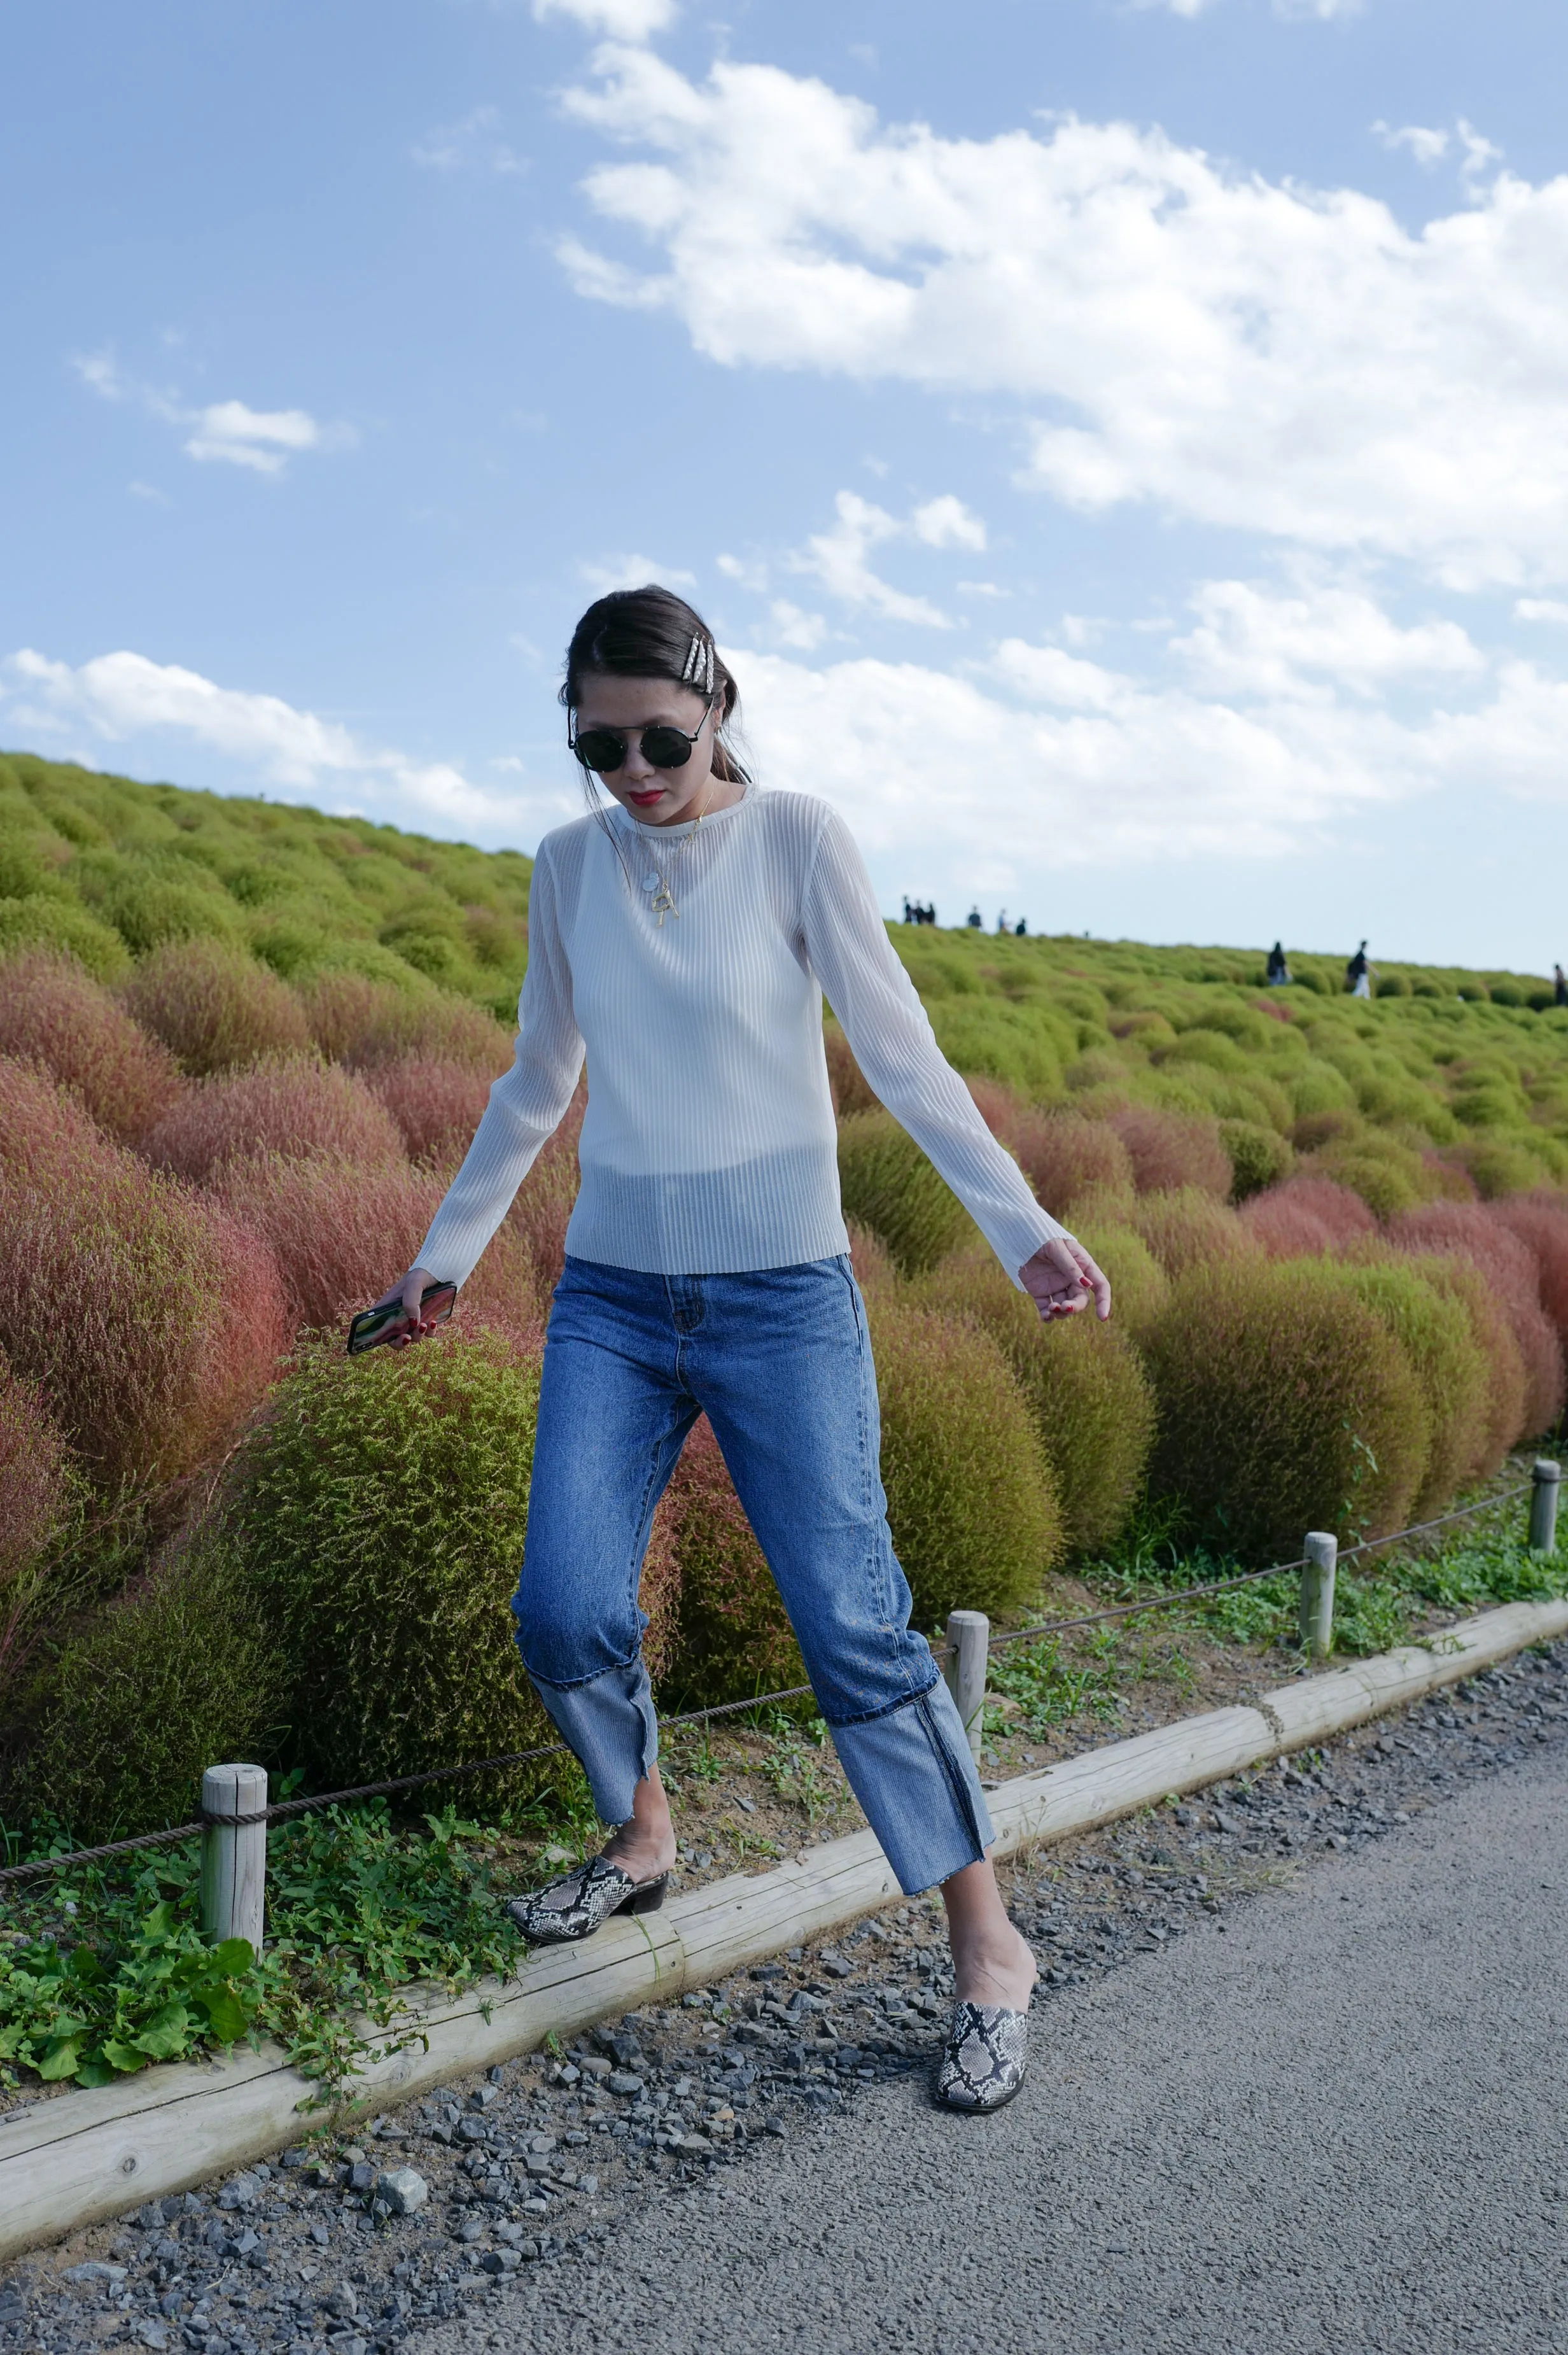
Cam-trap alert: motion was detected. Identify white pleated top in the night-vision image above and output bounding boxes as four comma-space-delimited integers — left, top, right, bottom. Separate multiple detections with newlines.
416, 784, 1068, 1289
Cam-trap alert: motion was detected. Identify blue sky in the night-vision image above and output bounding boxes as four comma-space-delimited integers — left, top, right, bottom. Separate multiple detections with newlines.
4, 0, 1567, 967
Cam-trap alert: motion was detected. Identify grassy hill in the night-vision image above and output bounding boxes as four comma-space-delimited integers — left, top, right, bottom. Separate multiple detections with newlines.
0, 750, 534, 1020
5, 748, 1565, 1202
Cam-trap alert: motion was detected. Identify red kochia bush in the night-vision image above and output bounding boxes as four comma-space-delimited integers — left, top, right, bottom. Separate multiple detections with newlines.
302, 973, 514, 1075
1387, 1200, 1565, 1439
363, 1055, 492, 1172
0, 951, 183, 1143
120, 940, 312, 1076
0, 1057, 287, 1485
1106, 1104, 1232, 1199
1240, 1176, 1379, 1260
965, 1083, 1139, 1218
1489, 1193, 1568, 1345
210, 1151, 540, 1346
144, 1052, 407, 1186
0, 1360, 79, 1684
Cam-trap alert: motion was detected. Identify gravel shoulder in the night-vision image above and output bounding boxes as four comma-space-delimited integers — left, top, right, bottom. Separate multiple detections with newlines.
7, 1639, 1568, 2355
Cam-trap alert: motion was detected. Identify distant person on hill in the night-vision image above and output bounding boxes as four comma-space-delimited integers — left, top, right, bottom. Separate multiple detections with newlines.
902, 896, 913, 924
369, 584, 1109, 2116
995, 909, 1008, 934
966, 904, 983, 929
1014, 917, 1027, 937
1556, 964, 1567, 1007
1266, 941, 1291, 987
1347, 941, 1372, 999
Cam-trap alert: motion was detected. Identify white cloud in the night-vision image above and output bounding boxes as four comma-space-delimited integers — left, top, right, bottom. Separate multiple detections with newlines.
767, 600, 827, 651
558, 51, 1568, 587
732, 622, 1568, 880
911, 495, 986, 552
73, 348, 125, 400
73, 351, 347, 480
533, 0, 675, 35
1518, 598, 1568, 626
183, 401, 328, 475
412, 104, 526, 174
1170, 580, 1485, 701
577, 552, 697, 593
1144, 0, 1361, 14
796, 493, 951, 628
1, 649, 528, 838
1373, 122, 1452, 169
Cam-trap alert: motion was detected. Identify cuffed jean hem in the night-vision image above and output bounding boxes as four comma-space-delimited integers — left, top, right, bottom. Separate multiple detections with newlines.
528, 1656, 659, 1827
828, 1676, 995, 1895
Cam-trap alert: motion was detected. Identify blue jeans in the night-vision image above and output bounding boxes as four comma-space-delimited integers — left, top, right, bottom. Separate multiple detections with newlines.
514, 1254, 994, 1895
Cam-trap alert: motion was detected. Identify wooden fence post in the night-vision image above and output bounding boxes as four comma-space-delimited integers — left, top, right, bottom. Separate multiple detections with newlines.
1299, 1533, 1337, 1664
200, 1764, 267, 1957
1530, 1459, 1561, 1557
943, 1610, 990, 1762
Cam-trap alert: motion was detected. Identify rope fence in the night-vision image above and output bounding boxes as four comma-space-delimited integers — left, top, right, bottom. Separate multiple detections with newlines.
0, 1464, 1555, 1909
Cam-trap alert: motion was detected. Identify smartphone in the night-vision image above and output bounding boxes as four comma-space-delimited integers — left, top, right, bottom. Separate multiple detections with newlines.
346, 1281, 458, 1356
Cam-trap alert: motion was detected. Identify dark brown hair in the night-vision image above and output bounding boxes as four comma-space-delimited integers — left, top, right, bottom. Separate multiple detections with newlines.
561, 584, 748, 785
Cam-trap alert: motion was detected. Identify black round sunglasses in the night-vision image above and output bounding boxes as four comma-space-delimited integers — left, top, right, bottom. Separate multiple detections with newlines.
570, 706, 710, 775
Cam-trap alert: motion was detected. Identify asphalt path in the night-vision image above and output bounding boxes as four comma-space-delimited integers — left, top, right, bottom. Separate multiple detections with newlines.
420, 1748, 1568, 2355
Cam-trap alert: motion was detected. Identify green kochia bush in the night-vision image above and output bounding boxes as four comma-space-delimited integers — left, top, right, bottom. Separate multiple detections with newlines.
915, 1254, 1155, 1552
837, 1110, 972, 1276
6, 1540, 288, 1842
1141, 1261, 1429, 1562
866, 1298, 1063, 1622
228, 1330, 552, 1801
1333, 1254, 1492, 1517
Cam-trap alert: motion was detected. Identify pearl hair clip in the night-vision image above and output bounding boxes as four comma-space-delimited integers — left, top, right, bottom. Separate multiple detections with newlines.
681, 634, 715, 693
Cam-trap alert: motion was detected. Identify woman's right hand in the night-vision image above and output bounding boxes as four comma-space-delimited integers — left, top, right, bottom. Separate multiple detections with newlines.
370, 1264, 439, 1347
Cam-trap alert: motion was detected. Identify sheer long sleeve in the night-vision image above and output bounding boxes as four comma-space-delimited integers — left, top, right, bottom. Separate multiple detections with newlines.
802, 812, 1068, 1285
416, 848, 585, 1290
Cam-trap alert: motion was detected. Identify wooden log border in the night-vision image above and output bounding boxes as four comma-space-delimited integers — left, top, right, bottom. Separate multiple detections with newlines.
4, 1592, 1565, 2264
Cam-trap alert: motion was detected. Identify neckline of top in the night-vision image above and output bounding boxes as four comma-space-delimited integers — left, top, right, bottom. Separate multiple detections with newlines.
619, 777, 758, 845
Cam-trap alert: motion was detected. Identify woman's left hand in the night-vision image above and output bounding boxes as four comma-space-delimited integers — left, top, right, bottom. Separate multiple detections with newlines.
1019, 1237, 1111, 1323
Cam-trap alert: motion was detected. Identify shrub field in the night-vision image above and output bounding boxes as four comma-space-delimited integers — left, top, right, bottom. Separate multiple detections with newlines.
3, 747, 1568, 1887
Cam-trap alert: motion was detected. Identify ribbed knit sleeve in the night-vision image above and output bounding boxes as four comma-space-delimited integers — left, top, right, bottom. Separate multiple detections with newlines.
415, 847, 585, 1290
802, 811, 1070, 1285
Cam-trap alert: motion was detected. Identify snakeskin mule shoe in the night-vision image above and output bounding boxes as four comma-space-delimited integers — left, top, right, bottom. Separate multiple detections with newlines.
505, 1855, 668, 1944
933, 2001, 1030, 2113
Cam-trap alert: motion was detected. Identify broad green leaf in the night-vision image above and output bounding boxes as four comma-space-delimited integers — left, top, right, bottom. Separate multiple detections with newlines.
196, 1986, 248, 2043
38, 2037, 80, 2081
130, 2003, 192, 2061
101, 2040, 150, 2074
211, 1938, 254, 1976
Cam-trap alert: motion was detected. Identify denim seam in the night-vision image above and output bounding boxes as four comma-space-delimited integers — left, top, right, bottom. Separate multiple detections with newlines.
913, 1687, 988, 1862
528, 1652, 648, 1698
842, 1260, 927, 1707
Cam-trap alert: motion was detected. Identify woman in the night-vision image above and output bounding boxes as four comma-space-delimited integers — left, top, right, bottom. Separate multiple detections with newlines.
374, 586, 1110, 2114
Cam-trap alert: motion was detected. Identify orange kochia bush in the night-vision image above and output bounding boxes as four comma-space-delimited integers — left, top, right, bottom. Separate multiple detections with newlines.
0, 950, 183, 1144
362, 1054, 493, 1172
120, 939, 312, 1076
1240, 1176, 1378, 1260
209, 1151, 540, 1346
143, 1052, 407, 1186
0, 1057, 287, 1485
1387, 1201, 1565, 1440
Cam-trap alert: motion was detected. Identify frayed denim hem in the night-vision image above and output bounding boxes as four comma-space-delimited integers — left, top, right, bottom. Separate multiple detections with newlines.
829, 1677, 994, 1895
528, 1655, 659, 1827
